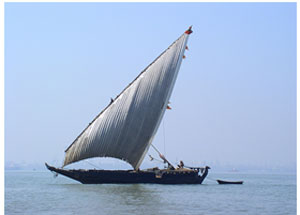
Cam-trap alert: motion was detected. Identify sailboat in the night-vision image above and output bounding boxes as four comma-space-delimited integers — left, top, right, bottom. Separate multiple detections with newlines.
46, 26, 210, 184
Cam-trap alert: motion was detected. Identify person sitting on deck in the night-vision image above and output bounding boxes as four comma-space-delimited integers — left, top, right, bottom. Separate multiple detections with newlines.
178, 160, 184, 168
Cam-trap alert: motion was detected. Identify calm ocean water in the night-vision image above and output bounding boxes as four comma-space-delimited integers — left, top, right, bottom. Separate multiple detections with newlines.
5, 171, 296, 215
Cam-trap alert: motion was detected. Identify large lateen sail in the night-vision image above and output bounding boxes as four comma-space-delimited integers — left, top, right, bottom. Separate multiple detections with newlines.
63, 27, 193, 169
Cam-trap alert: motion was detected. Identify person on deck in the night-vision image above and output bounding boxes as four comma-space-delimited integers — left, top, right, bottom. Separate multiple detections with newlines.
178, 160, 184, 168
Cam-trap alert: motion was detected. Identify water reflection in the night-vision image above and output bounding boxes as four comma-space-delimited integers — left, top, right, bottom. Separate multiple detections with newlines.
60, 183, 163, 215
5, 172, 297, 215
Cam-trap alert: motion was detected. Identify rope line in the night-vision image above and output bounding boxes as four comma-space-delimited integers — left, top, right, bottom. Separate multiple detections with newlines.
163, 118, 166, 156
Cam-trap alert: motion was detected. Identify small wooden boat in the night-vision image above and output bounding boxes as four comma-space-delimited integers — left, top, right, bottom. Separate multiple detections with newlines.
217, 179, 243, 184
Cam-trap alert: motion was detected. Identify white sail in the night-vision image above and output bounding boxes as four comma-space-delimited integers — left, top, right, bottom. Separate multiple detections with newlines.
63, 28, 192, 169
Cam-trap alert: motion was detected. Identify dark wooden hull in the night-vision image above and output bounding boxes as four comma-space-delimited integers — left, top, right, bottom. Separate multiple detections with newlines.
217, 179, 243, 184
45, 163, 209, 184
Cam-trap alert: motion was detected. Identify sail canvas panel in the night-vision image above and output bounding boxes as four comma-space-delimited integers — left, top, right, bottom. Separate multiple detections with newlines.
63, 31, 191, 169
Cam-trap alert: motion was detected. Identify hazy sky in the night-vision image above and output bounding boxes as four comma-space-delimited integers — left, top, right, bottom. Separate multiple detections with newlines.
5, 3, 296, 170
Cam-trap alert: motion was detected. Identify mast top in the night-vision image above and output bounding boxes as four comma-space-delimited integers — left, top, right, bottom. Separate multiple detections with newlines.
185, 26, 193, 35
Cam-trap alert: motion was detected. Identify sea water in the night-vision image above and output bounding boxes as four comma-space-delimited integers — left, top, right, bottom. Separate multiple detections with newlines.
5, 171, 296, 215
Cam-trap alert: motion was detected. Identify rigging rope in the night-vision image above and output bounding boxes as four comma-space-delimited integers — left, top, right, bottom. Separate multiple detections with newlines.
163, 118, 166, 156
206, 178, 216, 182
206, 176, 218, 182
84, 160, 103, 170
